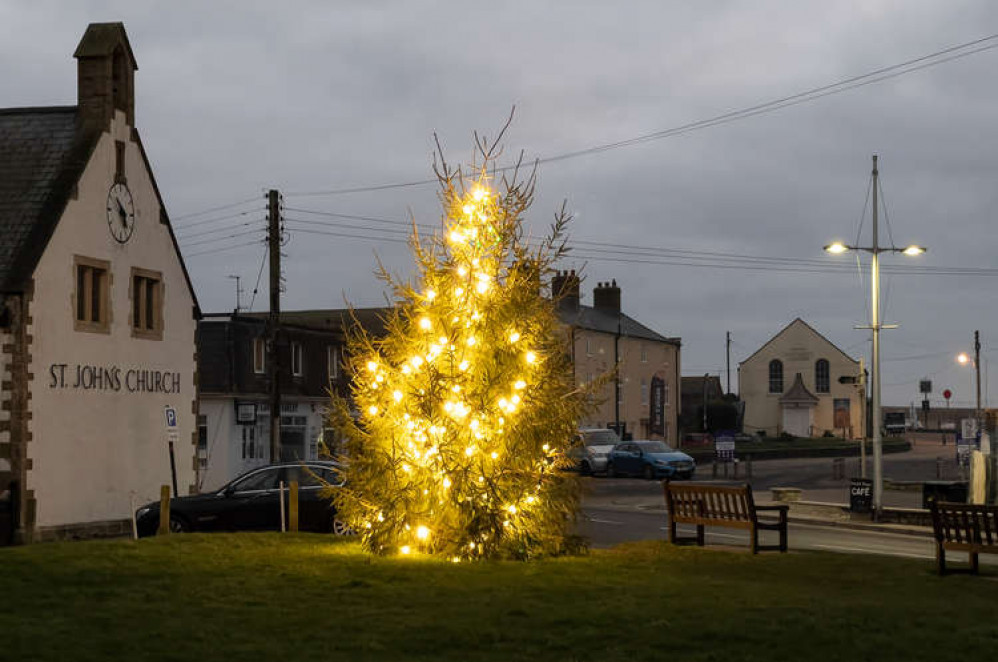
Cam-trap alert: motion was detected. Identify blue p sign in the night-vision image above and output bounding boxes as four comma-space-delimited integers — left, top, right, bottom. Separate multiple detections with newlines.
164, 406, 177, 429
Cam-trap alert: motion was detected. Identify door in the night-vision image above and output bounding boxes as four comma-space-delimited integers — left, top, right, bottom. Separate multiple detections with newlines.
281, 465, 335, 532
225, 467, 283, 530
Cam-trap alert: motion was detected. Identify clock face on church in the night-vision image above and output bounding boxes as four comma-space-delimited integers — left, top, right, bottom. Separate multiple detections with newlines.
106, 182, 135, 243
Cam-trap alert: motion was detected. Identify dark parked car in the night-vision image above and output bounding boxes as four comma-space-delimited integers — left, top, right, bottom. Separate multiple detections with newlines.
606, 440, 696, 480
135, 462, 350, 537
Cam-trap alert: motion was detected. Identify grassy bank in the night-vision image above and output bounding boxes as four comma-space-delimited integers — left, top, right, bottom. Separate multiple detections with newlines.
2, 533, 996, 661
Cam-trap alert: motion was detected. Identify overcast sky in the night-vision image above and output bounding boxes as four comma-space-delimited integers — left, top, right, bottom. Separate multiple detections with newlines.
3, 0, 997, 408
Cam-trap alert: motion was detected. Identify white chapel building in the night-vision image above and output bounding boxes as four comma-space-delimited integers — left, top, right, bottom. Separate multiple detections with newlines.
0, 23, 199, 543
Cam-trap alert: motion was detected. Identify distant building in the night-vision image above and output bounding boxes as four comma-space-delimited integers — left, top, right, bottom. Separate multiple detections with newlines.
553, 272, 681, 444
0, 24, 199, 543
680, 375, 724, 432
739, 318, 863, 439
196, 312, 352, 490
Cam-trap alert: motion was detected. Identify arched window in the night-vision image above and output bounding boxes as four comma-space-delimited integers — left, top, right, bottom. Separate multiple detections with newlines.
768, 359, 783, 394
815, 359, 830, 393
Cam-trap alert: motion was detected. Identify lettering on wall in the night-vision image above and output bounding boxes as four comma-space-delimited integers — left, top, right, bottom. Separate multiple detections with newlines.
48, 363, 182, 393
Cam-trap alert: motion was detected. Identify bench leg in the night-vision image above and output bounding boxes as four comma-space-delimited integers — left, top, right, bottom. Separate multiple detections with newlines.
751, 526, 759, 555
971, 552, 979, 575
696, 524, 704, 547
779, 519, 788, 553
668, 518, 677, 545
936, 545, 946, 576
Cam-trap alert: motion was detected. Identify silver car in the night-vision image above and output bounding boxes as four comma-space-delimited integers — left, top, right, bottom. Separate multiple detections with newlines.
569, 428, 621, 475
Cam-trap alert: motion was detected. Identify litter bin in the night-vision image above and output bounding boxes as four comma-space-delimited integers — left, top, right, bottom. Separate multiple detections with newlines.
921, 481, 968, 509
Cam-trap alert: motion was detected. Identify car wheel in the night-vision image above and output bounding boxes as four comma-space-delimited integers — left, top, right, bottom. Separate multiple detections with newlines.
643, 465, 655, 480
606, 462, 617, 478
167, 515, 189, 534
580, 461, 592, 476
331, 518, 355, 536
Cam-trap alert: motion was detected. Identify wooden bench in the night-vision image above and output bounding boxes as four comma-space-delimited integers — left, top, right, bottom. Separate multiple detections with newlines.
929, 501, 998, 575
663, 481, 789, 554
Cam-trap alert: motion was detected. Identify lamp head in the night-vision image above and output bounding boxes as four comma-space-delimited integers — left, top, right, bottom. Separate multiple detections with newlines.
824, 242, 848, 255
957, 353, 970, 365
902, 245, 926, 256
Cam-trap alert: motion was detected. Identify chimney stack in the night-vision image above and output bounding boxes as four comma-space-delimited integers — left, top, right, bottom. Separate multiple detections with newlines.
593, 279, 621, 314
551, 269, 580, 312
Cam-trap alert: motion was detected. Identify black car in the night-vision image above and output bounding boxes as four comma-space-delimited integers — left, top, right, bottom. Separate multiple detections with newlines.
135, 462, 350, 537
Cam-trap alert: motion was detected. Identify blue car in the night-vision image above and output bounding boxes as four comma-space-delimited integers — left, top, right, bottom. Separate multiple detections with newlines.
606, 440, 696, 480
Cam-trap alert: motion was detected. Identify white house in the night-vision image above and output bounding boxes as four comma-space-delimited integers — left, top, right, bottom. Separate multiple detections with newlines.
739, 319, 864, 439
0, 23, 199, 542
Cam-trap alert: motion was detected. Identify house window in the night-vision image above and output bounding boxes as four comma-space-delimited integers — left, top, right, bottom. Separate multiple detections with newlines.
291, 342, 303, 377
131, 268, 163, 339
73, 256, 110, 333
253, 337, 266, 374
197, 415, 207, 451
586, 337, 593, 356
641, 378, 648, 406
663, 379, 670, 406
115, 140, 126, 183
769, 359, 784, 394
815, 359, 830, 393
242, 426, 256, 460
641, 344, 648, 363
328, 346, 340, 380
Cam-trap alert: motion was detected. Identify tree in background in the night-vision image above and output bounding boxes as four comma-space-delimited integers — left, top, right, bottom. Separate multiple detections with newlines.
330, 125, 587, 560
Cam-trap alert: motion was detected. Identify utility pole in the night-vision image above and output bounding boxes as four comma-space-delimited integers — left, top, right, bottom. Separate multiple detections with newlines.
702, 373, 709, 433
726, 331, 731, 394
869, 156, 884, 515
267, 189, 282, 463
974, 330, 981, 419
614, 314, 621, 438
227, 274, 242, 313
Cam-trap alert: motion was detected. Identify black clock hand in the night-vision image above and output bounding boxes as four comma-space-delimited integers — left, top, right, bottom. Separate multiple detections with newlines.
116, 200, 128, 228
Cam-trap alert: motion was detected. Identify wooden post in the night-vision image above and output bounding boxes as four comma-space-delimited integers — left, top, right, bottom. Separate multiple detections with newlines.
289, 481, 299, 533
279, 480, 286, 532
157, 484, 170, 535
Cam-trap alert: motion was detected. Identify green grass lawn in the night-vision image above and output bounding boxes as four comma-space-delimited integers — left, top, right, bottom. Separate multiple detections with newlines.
3, 534, 996, 661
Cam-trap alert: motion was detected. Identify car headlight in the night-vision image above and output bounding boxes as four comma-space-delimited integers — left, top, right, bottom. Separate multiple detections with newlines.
136, 507, 152, 519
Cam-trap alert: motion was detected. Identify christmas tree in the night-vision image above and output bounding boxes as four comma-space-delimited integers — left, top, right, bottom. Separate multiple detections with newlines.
330, 130, 586, 560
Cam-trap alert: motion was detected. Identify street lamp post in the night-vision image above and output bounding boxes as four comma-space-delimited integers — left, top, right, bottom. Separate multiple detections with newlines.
825, 155, 926, 517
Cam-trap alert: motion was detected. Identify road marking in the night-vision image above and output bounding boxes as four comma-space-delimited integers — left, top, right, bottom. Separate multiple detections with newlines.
587, 517, 624, 525
811, 543, 933, 560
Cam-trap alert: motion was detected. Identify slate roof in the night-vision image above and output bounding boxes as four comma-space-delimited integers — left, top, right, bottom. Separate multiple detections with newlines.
0, 107, 100, 291
558, 304, 680, 345
780, 373, 819, 405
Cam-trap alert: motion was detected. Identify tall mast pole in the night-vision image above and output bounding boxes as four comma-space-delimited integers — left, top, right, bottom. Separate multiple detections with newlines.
870, 155, 884, 515
268, 189, 282, 463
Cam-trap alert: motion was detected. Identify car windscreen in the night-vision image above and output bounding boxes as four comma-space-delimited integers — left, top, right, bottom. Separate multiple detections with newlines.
636, 441, 673, 453
229, 468, 279, 492
584, 431, 619, 446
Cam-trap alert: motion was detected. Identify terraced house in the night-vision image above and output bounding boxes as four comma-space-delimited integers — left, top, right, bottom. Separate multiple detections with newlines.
0, 23, 199, 543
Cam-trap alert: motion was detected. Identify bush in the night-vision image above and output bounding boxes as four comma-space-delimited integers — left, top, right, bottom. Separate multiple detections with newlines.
778, 431, 796, 441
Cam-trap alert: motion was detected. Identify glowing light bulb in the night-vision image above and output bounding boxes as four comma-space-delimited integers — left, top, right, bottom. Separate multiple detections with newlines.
459, 360, 470, 371
402, 365, 411, 375
400, 545, 411, 555
368, 405, 379, 416
393, 390, 403, 402
511, 394, 521, 405
476, 281, 489, 294
451, 384, 461, 393
467, 336, 477, 347
542, 444, 550, 451
411, 356, 423, 368
451, 557, 460, 563
450, 230, 465, 244
444, 401, 454, 413
455, 287, 464, 297
376, 374, 384, 383
526, 496, 536, 504
514, 380, 526, 390
491, 452, 498, 459
416, 525, 430, 540
425, 289, 436, 300
507, 505, 517, 514
498, 398, 508, 410
457, 266, 468, 277
419, 317, 432, 331
469, 419, 479, 430
472, 187, 486, 201
525, 351, 537, 364
367, 361, 378, 372
462, 204, 474, 215
465, 446, 475, 456
442, 477, 451, 488
469, 542, 476, 549
509, 331, 520, 343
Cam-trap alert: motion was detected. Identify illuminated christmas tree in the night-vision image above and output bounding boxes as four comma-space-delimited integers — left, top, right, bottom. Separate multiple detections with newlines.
330, 131, 586, 560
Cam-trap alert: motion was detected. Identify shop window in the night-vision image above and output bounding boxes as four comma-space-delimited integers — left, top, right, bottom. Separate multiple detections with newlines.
641, 378, 649, 406
131, 267, 163, 339
74, 256, 110, 333
328, 346, 340, 380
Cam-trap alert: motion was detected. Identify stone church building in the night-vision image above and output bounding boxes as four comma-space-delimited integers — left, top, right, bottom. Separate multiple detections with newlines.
0, 23, 199, 543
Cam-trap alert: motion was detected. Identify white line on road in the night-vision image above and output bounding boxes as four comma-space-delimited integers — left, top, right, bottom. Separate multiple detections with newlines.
811, 543, 933, 560
587, 518, 624, 525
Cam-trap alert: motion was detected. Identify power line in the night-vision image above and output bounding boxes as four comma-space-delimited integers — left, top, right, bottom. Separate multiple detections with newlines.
172, 196, 263, 222
285, 33, 998, 198
179, 228, 266, 248
175, 218, 265, 240
184, 240, 263, 258
174, 208, 264, 231
248, 245, 269, 312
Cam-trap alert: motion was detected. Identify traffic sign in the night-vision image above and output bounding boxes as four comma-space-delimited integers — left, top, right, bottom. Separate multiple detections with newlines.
943, 389, 952, 401
919, 380, 932, 394
164, 405, 177, 429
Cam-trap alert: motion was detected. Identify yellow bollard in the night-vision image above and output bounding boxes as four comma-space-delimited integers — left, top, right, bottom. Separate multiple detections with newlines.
289, 481, 299, 533
157, 484, 171, 535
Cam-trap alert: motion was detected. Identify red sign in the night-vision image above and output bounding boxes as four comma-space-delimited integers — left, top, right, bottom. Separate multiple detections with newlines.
943, 389, 952, 400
